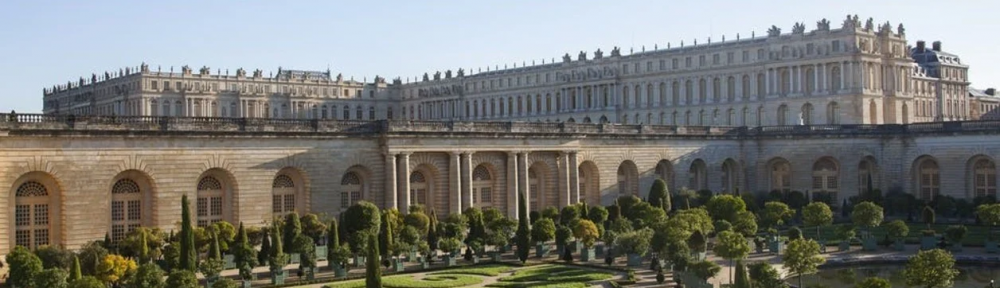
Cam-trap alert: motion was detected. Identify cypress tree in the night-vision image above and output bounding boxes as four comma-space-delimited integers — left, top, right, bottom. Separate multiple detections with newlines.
139, 229, 149, 264
516, 192, 531, 263
282, 212, 302, 253
259, 228, 272, 266
329, 219, 340, 249
428, 210, 440, 251
580, 201, 590, 221
379, 211, 393, 267
734, 260, 750, 288
179, 194, 197, 271
365, 233, 382, 288
210, 232, 222, 260
648, 179, 669, 208
69, 255, 82, 281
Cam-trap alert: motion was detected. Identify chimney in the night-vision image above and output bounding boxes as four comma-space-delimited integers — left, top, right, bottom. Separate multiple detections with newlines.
932, 41, 942, 52
988, 88, 996, 96
916, 40, 926, 53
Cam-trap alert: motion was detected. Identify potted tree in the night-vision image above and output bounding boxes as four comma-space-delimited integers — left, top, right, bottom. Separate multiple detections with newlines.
232, 223, 258, 288
836, 225, 855, 252
438, 237, 461, 266
945, 225, 967, 252
574, 219, 600, 262
531, 218, 556, 258
883, 220, 909, 251
617, 228, 653, 267
688, 230, 708, 261
267, 227, 290, 285
555, 225, 573, 259
803, 202, 833, 252
851, 202, 884, 251
977, 204, 1000, 253
760, 201, 794, 254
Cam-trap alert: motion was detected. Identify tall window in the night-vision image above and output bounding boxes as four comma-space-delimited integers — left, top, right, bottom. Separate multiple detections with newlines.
827, 102, 840, 124
111, 179, 142, 242
196, 176, 224, 227
770, 159, 792, 193
973, 158, 997, 198
340, 172, 363, 209
812, 158, 839, 200
578, 166, 588, 204
15, 181, 51, 249
272, 174, 297, 216
777, 105, 789, 126
688, 160, 707, 191
858, 158, 878, 193
801, 103, 814, 125
410, 172, 428, 207
655, 160, 674, 192
472, 165, 493, 207
529, 169, 540, 210
617, 161, 639, 196
917, 158, 940, 201
721, 160, 739, 193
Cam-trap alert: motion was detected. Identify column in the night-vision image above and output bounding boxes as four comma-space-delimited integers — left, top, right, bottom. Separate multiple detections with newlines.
559, 152, 571, 208
398, 153, 411, 213
798, 66, 805, 94
847, 62, 854, 91
813, 64, 820, 94
840, 62, 847, 91
449, 152, 462, 214
516, 151, 530, 214
461, 152, 473, 211
568, 151, 580, 204
506, 152, 520, 218
385, 153, 398, 209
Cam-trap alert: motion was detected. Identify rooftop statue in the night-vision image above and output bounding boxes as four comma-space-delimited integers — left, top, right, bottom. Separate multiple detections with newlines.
337, 73, 343, 82
578, 51, 587, 61
563, 53, 571, 63
767, 25, 781, 37
792, 22, 806, 34
897, 23, 905, 35
422, 73, 429, 82
865, 17, 874, 31
594, 48, 603, 59
433, 71, 441, 81
817, 18, 830, 31
445, 70, 452, 79
611, 46, 621, 57
457, 68, 465, 77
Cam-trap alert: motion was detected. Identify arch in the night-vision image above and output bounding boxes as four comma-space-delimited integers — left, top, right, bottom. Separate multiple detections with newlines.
826, 102, 840, 124
913, 156, 940, 201
768, 158, 792, 193
10, 172, 63, 250
582, 117, 592, 123
566, 117, 576, 123
195, 168, 237, 227
721, 159, 740, 194
812, 157, 840, 201
472, 164, 497, 208
109, 170, 155, 242
599, 115, 609, 123
409, 171, 429, 208
578, 161, 601, 205
272, 167, 307, 217
777, 104, 789, 126
339, 166, 370, 211
968, 155, 997, 199
858, 156, 879, 193
869, 99, 878, 124
901, 103, 909, 124
655, 160, 675, 193
527, 164, 544, 211
616, 160, 639, 196
801, 103, 814, 125
688, 159, 708, 191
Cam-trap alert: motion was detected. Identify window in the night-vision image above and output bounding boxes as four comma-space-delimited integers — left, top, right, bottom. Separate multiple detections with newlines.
812, 158, 839, 200
973, 158, 997, 199
721, 160, 740, 193
770, 159, 792, 192
15, 181, 51, 249
410, 172, 428, 207
688, 160, 707, 191
713, 54, 720, 65
369, 107, 375, 120
659, 60, 666, 70
356, 106, 363, 120
742, 51, 750, 62
272, 174, 297, 216
111, 178, 142, 242
617, 161, 639, 196
341, 172, 363, 209
685, 57, 692, 68
916, 158, 940, 200
528, 169, 540, 209
151, 81, 158, 90
672, 59, 679, 69
472, 165, 493, 207
196, 176, 224, 227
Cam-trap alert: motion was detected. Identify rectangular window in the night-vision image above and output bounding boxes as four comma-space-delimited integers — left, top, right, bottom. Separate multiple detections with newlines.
832, 40, 841, 52
112, 201, 124, 221
713, 54, 720, 65
672, 59, 679, 69
341, 193, 349, 208
659, 60, 666, 70
623, 64, 629, 74
699, 55, 706, 66
727, 52, 734, 64
284, 195, 295, 212
273, 195, 282, 213
647, 61, 653, 72
127, 200, 140, 221
34, 205, 47, 225
15, 205, 29, 226
742, 51, 750, 62
685, 57, 692, 68
164, 81, 171, 90
151, 81, 158, 90
481, 188, 492, 203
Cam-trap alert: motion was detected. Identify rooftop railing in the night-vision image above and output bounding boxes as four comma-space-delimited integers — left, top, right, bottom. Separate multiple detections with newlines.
2, 113, 999, 138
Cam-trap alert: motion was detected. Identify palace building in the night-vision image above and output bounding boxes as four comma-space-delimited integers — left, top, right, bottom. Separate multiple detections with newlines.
6, 16, 993, 256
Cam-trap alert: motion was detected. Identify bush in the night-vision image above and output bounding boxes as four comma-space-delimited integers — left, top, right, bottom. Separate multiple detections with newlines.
7, 245, 42, 288
787, 227, 802, 241
212, 278, 239, 288
531, 218, 557, 244
560, 205, 580, 226
68, 276, 105, 288
883, 220, 910, 240
343, 201, 382, 253
34, 245, 74, 270
127, 263, 165, 288
687, 230, 707, 252
945, 225, 968, 243
404, 212, 431, 235
616, 228, 654, 256
689, 260, 721, 280
439, 238, 463, 255
713, 220, 732, 233
34, 268, 68, 288
165, 270, 199, 288
555, 225, 573, 246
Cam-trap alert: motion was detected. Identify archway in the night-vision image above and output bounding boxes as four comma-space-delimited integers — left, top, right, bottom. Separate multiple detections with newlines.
578, 161, 601, 205
767, 158, 792, 193
10, 172, 63, 250
721, 159, 740, 194
655, 160, 675, 193
109, 170, 155, 242
617, 160, 639, 196
196, 168, 237, 227
688, 159, 707, 191
913, 156, 940, 201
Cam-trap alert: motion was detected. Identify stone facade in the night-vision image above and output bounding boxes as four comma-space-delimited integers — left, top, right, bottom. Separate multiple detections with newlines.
2, 113, 1000, 256
42, 16, 970, 127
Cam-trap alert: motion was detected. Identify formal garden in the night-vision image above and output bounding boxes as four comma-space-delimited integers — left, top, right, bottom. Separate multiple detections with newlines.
4, 179, 1000, 288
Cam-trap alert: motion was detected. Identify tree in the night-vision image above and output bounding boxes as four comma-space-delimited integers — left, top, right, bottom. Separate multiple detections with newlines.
69, 256, 82, 282
403, 211, 431, 235
649, 179, 671, 211
179, 194, 198, 271
782, 238, 825, 288
233, 222, 258, 281
617, 195, 643, 219
34, 268, 68, 288
268, 222, 290, 273
629, 202, 667, 229
852, 202, 885, 236
300, 213, 328, 243
588, 205, 609, 225
293, 235, 317, 272
379, 210, 395, 262
903, 249, 958, 288
165, 270, 199, 288
573, 219, 600, 248
516, 192, 530, 263
282, 212, 303, 252
258, 228, 272, 266
803, 202, 834, 239
365, 233, 382, 288
733, 260, 750, 288
428, 209, 440, 252
922, 205, 936, 229
212, 278, 239, 288
126, 263, 165, 288
560, 205, 580, 226
6, 245, 42, 288
978, 203, 1000, 239
616, 228, 654, 257
732, 210, 758, 237
531, 218, 557, 244
69, 276, 106, 288
35, 245, 73, 269
541, 207, 560, 221
855, 277, 892, 288
714, 230, 751, 284
760, 201, 795, 231
344, 201, 382, 254
884, 220, 909, 242
678, 188, 699, 209
788, 226, 803, 241
96, 254, 137, 286
689, 260, 721, 281
706, 194, 747, 223
78, 241, 110, 276
749, 262, 787, 288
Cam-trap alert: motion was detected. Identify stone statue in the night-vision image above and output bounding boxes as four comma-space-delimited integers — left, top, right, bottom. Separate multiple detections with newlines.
880, 21, 892, 35
767, 25, 781, 37
563, 53, 571, 63
433, 71, 441, 81
236, 68, 246, 77
445, 70, 452, 79
578, 51, 587, 61
140, 62, 149, 73
897, 23, 905, 35
611, 46, 621, 57
865, 17, 874, 31
91, 74, 97, 83
422, 73, 429, 82
792, 22, 806, 34
594, 48, 603, 59
337, 73, 343, 82
457, 68, 465, 77
817, 18, 830, 31
105, 71, 110, 79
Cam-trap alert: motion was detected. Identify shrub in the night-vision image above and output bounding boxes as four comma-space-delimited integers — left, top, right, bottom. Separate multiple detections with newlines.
404, 212, 431, 235
945, 225, 968, 244
211, 278, 239, 288
560, 205, 580, 226
165, 270, 199, 288
68, 276, 106, 288
531, 218, 557, 244
688, 230, 707, 252
714, 220, 732, 233
573, 220, 600, 248
7, 245, 42, 288
616, 228, 654, 256
689, 260, 721, 280
34, 268, 68, 288
787, 226, 802, 241
555, 225, 573, 247
883, 220, 909, 241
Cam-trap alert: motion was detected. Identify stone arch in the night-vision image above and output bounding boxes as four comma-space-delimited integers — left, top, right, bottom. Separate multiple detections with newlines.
654, 160, 675, 193
195, 168, 238, 226
272, 167, 308, 217
582, 117, 592, 123
599, 115, 609, 123
528, 161, 556, 212
471, 164, 499, 208
410, 163, 443, 213
9, 171, 63, 251
767, 157, 792, 193
688, 159, 708, 191
968, 155, 997, 199
812, 157, 840, 201
858, 156, 880, 194
578, 161, 601, 205
617, 160, 639, 196
912, 155, 940, 201
108, 169, 155, 241
721, 158, 740, 194
339, 165, 373, 213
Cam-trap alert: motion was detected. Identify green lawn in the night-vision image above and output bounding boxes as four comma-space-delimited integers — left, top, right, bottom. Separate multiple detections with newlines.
322, 274, 483, 288
795, 223, 992, 245
428, 264, 514, 276
487, 264, 613, 288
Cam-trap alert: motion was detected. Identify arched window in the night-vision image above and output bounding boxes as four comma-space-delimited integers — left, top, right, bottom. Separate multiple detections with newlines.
756, 73, 766, 97
698, 79, 707, 104
721, 159, 740, 193
410, 171, 428, 207
770, 158, 792, 193
741, 107, 750, 126
685, 80, 693, 105
655, 160, 674, 192
647, 84, 654, 106
712, 78, 722, 102
622, 87, 630, 108
777, 104, 789, 126
473, 165, 493, 207
672, 81, 680, 106
343, 106, 350, 120
801, 103, 814, 125
727, 76, 736, 102
617, 161, 639, 196
689, 159, 707, 191
15, 181, 52, 249
659, 83, 667, 106
272, 174, 297, 216
831, 66, 842, 91
858, 158, 879, 193
973, 158, 997, 199
196, 176, 224, 227
741, 75, 751, 100
111, 178, 142, 242
579, 161, 601, 204
528, 168, 540, 210
827, 102, 840, 124
340, 172, 363, 209
727, 109, 735, 126
698, 110, 706, 126
634, 85, 641, 108
812, 158, 839, 200
805, 68, 815, 94
869, 100, 878, 124
916, 158, 940, 201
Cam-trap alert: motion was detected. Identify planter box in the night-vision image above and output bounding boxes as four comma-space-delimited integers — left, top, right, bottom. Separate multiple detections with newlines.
393, 259, 405, 272
951, 243, 963, 252
595, 244, 605, 257
691, 251, 707, 261
862, 237, 877, 251
768, 239, 783, 254
444, 255, 457, 267
556, 244, 565, 256
315, 246, 328, 261
627, 253, 643, 267
333, 263, 348, 278
535, 244, 549, 258
304, 267, 318, 280
490, 252, 502, 262
206, 275, 219, 288
242, 280, 253, 288
421, 261, 430, 269
921, 236, 938, 250
818, 240, 827, 253
223, 254, 236, 269
289, 253, 301, 264
893, 240, 906, 251
271, 270, 286, 285
407, 251, 418, 262
987, 241, 999, 253
580, 248, 595, 262
838, 241, 850, 252
470, 256, 480, 264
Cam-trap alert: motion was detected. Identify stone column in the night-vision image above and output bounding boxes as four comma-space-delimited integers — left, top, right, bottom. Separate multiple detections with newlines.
569, 152, 580, 204
840, 62, 847, 91
398, 153, 411, 213
813, 64, 820, 94
461, 152, 473, 211
559, 152, 571, 208
449, 152, 462, 214
847, 61, 855, 91
506, 152, 520, 218
517, 151, 530, 214
385, 153, 398, 210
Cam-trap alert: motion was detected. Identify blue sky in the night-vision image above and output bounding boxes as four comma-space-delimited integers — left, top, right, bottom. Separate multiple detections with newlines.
1, 0, 997, 113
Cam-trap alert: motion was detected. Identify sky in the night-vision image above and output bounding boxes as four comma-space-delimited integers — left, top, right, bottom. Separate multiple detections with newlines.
1, 0, 998, 113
